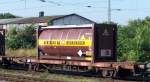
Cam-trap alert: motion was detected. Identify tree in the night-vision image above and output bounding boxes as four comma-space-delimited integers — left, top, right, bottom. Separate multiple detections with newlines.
118, 17, 150, 63
6, 25, 36, 49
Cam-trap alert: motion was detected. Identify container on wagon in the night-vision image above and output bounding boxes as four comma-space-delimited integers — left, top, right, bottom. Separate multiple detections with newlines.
38, 24, 117, 62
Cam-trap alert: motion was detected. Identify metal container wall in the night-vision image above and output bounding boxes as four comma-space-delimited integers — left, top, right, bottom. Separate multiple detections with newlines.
94, 24, 117, 62
38, 24, 117, 62
38, 26, 93, 61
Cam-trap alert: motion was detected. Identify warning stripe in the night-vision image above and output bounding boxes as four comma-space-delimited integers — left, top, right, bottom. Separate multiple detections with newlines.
38, 39, 92, 46
85, 57, 92, 61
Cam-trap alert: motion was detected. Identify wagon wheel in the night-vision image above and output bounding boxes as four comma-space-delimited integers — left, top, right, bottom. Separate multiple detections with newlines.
102, 70, 108, 78
102, 70, 114, 78
34, 63, 39, 71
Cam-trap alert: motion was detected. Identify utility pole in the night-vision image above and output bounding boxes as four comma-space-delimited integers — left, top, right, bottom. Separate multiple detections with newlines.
25, 0, 27, 8
108, 0, 111, 24
107, 0, 121, 24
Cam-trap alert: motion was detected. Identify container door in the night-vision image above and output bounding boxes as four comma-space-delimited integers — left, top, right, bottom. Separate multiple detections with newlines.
94, 24, 117, 62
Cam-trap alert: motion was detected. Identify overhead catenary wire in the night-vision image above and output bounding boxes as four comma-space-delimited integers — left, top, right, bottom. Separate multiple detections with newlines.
0, 5, 110, 13
39, 0, 61, 6
0, 0, 150, 13
37, 0, 150, 12
0, 0, 149, 25
0, 0, 144, 10
0, 0, 24, 5
0, 5, 49, 12
1, 4, 150, 13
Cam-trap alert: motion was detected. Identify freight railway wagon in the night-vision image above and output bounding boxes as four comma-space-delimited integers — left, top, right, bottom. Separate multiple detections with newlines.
37, 24, 149, 78
0, 24, 148, 79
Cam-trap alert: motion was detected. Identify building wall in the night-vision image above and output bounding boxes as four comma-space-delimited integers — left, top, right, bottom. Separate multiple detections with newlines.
0, 14, 95, 31
52, 15, 94, 25
2, 23, 48, 31
0, 25, 3, 29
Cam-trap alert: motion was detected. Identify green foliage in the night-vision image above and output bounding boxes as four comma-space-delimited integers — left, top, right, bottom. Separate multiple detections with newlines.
48, 20, 53, 25
0, 13, 20, 19
118, 17, 150, 63
6, 25, 36, 49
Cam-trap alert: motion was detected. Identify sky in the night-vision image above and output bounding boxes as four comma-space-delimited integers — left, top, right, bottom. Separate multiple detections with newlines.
0, 0, 150, 25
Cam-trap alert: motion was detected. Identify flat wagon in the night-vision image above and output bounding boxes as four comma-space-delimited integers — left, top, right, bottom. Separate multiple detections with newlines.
0, 24, 148, 79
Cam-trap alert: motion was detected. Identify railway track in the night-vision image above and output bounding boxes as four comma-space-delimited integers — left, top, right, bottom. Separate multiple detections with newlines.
0, 74, 147, 82
43, 68, 150, 82
0, 72, 148, 82
0, 63, 149, 82
0, 74, 64, 82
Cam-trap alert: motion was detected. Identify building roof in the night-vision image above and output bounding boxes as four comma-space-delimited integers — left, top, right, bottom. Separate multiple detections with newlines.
10, 15, 65, 24
0, 18, 23, 25
0, 13, 96, 24
52, 13, 96, 23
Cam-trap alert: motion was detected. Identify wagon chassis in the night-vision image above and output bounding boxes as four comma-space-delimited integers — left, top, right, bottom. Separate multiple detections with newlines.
0, 56, 148, 80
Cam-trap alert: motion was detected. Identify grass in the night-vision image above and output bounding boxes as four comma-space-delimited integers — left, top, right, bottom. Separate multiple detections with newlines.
5, 48, 37, 57
0, 68, 100, 82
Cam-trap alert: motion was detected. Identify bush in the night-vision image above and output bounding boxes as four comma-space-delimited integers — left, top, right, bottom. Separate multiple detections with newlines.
117, 17, 150, 63
6, 25, 36, 49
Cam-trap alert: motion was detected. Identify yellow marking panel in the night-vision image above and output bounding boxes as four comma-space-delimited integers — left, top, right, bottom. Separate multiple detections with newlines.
39, 39, 92, 46
85, 57, 92, 61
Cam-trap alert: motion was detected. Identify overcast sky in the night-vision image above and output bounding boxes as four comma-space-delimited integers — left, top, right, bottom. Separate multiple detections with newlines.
0, 0, 150, 25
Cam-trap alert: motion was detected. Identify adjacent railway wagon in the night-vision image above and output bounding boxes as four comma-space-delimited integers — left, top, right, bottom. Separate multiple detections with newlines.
0, 29, 5, 56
